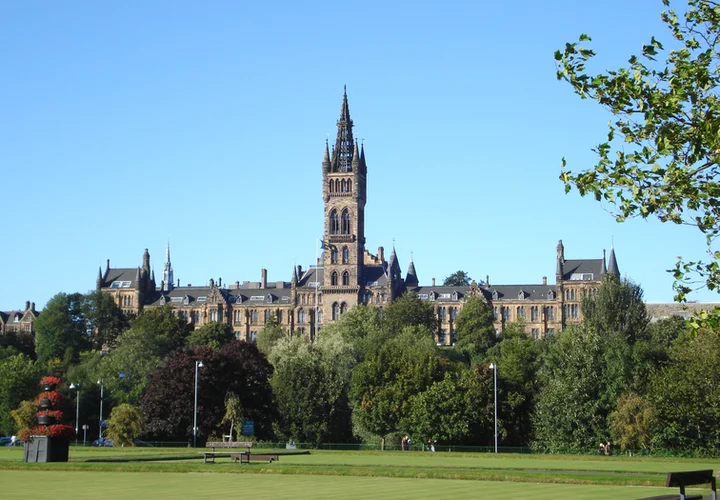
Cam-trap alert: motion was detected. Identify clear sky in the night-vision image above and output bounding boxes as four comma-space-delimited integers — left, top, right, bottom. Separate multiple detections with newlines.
1, 0, 715, 311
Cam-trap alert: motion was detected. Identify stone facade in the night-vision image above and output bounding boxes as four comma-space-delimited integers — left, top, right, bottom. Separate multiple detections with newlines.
97, 89, 620, 342
1, 301, 39, 336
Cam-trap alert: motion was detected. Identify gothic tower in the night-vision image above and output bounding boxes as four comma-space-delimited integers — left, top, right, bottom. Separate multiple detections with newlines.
321, 87, 368, 322
162, 241, 174, 291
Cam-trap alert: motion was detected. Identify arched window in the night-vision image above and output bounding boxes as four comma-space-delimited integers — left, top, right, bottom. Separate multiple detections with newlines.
340, 302, 348, 315
335, 179, 340, 192
276, 310, 282, 323
341, 209, 351, 234
331, 247, 338, 264
317, 310, 322, 324
298, 309, 305, 324
264, 310, 271, 323
348, 179, 352, 192
342, 246, 349, 264
517, 306, 525, 319
331, 271, 338, 286
342, 271, 350, 286
332, 302, 339, 320
329, 179, 334, 193
329, 210, 339, 235
341, 179, 346, 192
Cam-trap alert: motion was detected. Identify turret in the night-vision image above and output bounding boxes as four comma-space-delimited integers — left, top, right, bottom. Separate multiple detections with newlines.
555, 240, 565, 282
405, 257, 419, 287
607, 245, 620, 278
96, 266, 103, 290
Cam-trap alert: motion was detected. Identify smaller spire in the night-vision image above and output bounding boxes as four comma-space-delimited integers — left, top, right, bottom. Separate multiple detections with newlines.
96, 267, 103, 290
405, 256, 419, 286
292, 265, 298, 284
351, 140, 360, 169
601, 249, 607, 276
556, 240, 564, 277
607, 245, 620, 277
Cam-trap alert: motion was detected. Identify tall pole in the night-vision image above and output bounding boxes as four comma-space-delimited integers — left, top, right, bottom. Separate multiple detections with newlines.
98, 380, 104, 440
490, 363, 497, 454
70, 384, 81, 447
193, 360, 203, 447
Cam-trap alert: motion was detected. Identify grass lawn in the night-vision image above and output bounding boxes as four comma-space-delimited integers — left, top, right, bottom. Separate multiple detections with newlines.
0, 447, 716, 499
0, 470, 679, 499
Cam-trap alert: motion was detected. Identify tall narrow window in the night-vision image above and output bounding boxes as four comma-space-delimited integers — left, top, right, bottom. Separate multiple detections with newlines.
331, 247, 338, 264
341, 209, 351, 235
329, 180, 334, 193
348, 179, 352, 192
331, 271, 338, 286
329, 210, 339, 235
342, 246, 349, 264
298, 309, 305, 324
531, 306, 539, 321
340, 302, 348, 314
517, 306, 525, 319
332, 302, 339, 320
342, 271, 350, 286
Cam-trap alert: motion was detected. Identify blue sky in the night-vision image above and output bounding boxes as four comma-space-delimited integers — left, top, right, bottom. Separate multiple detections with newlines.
1, 0, 714, 310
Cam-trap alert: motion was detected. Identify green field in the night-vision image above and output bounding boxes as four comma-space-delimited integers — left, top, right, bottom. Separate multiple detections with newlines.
0, 447, 715, 499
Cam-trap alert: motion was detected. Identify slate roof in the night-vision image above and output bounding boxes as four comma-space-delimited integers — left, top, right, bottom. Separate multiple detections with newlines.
486, 284, 558, 301
364, 265, 389, 286
101, 268, 139, 288
298, 266, 323, 288
562, 259, 604, 281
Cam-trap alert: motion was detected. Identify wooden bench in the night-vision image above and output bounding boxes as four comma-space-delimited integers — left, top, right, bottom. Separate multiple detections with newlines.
200, 441, 252, 464
231, 453, 280, 464
640, 470, 716, 500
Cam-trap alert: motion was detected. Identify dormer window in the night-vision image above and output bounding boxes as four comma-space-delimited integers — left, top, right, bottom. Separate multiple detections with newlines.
548, 290, 556, 300
265, 294, 273, 304
518, 290, 526, 300
451, 291, 460, 301
491, 290, 499, 300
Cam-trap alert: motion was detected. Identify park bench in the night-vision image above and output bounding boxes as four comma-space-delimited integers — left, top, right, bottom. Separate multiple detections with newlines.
200, 441, 252, 464
639, 470, 716, 500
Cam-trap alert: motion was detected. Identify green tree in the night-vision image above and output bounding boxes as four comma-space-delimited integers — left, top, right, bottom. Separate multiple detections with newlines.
350, 326, 449, 448
649, 328, 720, 453
382, 292, 436, 337
10, 400, 37, 436
106, 403, 144, 446
319, 304, 382, 363
443, 271, 473, 287
454, 295, 497, 364
187, 321, 235, 350
83, 290, 129, 349
255, 313, 286, 355
555, 0, 720, 300
0, 354, 44, 435
130, 304, 192, 350
609, 392, 656, 454
34, 292, 89, 363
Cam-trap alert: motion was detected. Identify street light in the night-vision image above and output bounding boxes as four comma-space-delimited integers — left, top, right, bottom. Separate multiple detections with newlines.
69, 383, 80, 446
97, 379, 104, 440
193, 360, 204, 448
489, 363, 498, 454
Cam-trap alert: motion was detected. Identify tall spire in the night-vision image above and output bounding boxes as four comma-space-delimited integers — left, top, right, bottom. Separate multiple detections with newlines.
322, 139, 331, 173
96, 266, 103, 290
607, 245, 620, 278
163, 241, 174, 291
405, 256, 419, 287
555, 240, 564, 279
331, 86, 354, 173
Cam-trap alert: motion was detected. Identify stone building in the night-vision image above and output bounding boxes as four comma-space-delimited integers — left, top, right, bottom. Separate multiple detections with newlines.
97, 89, 620, 342
1, 301, 39, 335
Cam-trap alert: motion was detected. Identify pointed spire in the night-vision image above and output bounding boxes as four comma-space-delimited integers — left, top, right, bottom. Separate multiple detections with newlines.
332, 86, 354, 173
405, 256, 418, 286
360, 141, 366, 171
556, 240, 564, 278
351, 140, 360, 169
601, 249, 607, 276
607, 245, 620, 278
96, 266, 103, 290
135, 266, 141, 286
163, 241, 174, 291
322, 139, 331, 172
292, 265, 298, 284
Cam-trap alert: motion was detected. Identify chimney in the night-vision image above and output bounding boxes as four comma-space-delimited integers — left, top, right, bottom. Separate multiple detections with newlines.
25, 301, 30, 311
31, 302, 35, 312
378, 246, 385, 262
219, 277, 222, 287
276, 281, 284, 289
486, 275, 490, 286
297, 265, 303, 278
235, 280, 240, 289
542, 276, 547, 285
209, 278, 215, 287
431, 278, 436, 287
261, 269, 267, 288
177, 278, 180, 288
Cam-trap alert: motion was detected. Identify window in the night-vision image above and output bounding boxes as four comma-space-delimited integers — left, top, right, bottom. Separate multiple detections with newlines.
565, 289, 576, 301
340, 302, 348, 315
210, 310, 218, 322
277, 310, 282, 323
492, 290, 499, 300
347, 179, 352, 192
548, 290, 556, 300
450, 307, 458, 320
250, 310, 258, 323
234, 310, 242, 322
449, 328, 456, 344
545, 306, 555, 321
342, 246, 349, 264
439, 307, 446, 321
329, 179, 334, 193
531, 328, 540, 340
317, 310, 322, 324
264, 310, 271, 323
493, 307, 498, 320
341, 209, 351, 234
531, 306, 539, 321
301, 294, 307, 305
331, 248, 338, 264
329, 210, 339, 235
546, 328, 555, 335
332, 302, 339, 320
438, 329, 446, 344
331, 271, 338, 286
502, 306, 510, 320
341, 179, 347, 192
298, 309, 305, 324
516, 306, 525, 319
342, 271, 350, 286
250, 331, 257, 342
564, 304, 579, 319
192, 311, 201, 324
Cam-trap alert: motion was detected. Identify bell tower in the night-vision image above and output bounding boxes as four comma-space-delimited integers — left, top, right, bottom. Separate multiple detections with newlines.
321, 87, 367, 321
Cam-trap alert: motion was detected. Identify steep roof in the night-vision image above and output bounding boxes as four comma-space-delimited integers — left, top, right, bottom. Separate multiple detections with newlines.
562, 259, 604, 281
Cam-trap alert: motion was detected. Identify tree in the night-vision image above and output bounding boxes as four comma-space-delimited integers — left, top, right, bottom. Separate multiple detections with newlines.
454, 295, 497, 364
382, 292, 436, 337
186, 321, 235, 350
609, 393, 656, 454
34, 292, 89, 363
443, 271, 473, 287
130, 304, 192, 350
0, 354, 44, 435
555, 0, 720, 300
83, 290, 129, 349
105, 403, 144, 446
255, 314, 286, 356
140, 341, 275, 442
319, 305, 382, 364
10, 400, 37, 436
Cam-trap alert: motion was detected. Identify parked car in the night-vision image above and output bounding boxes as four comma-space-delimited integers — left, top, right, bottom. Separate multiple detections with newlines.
0, 437, 11, 446
92, 438, 114, 447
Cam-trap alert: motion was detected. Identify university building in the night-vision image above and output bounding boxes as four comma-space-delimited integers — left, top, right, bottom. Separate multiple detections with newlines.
97, 89, 620, 342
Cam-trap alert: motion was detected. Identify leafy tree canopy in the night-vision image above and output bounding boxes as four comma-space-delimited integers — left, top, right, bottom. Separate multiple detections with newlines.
454, 295, 497, 364
443, 271, 473, 287
255, 313, 286, 356
382, 292, 436, 338
130, 304, 192, 350
106, 403, 144, 447
186, 321, 235, 350
556, 0, 720, 300
34, 292, 89, 363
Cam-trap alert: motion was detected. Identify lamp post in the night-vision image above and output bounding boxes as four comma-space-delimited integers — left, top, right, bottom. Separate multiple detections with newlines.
97, 379, 104, 440
193, 360, 204, 448
489, 363, 497, 454
69, 383, 80, 446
